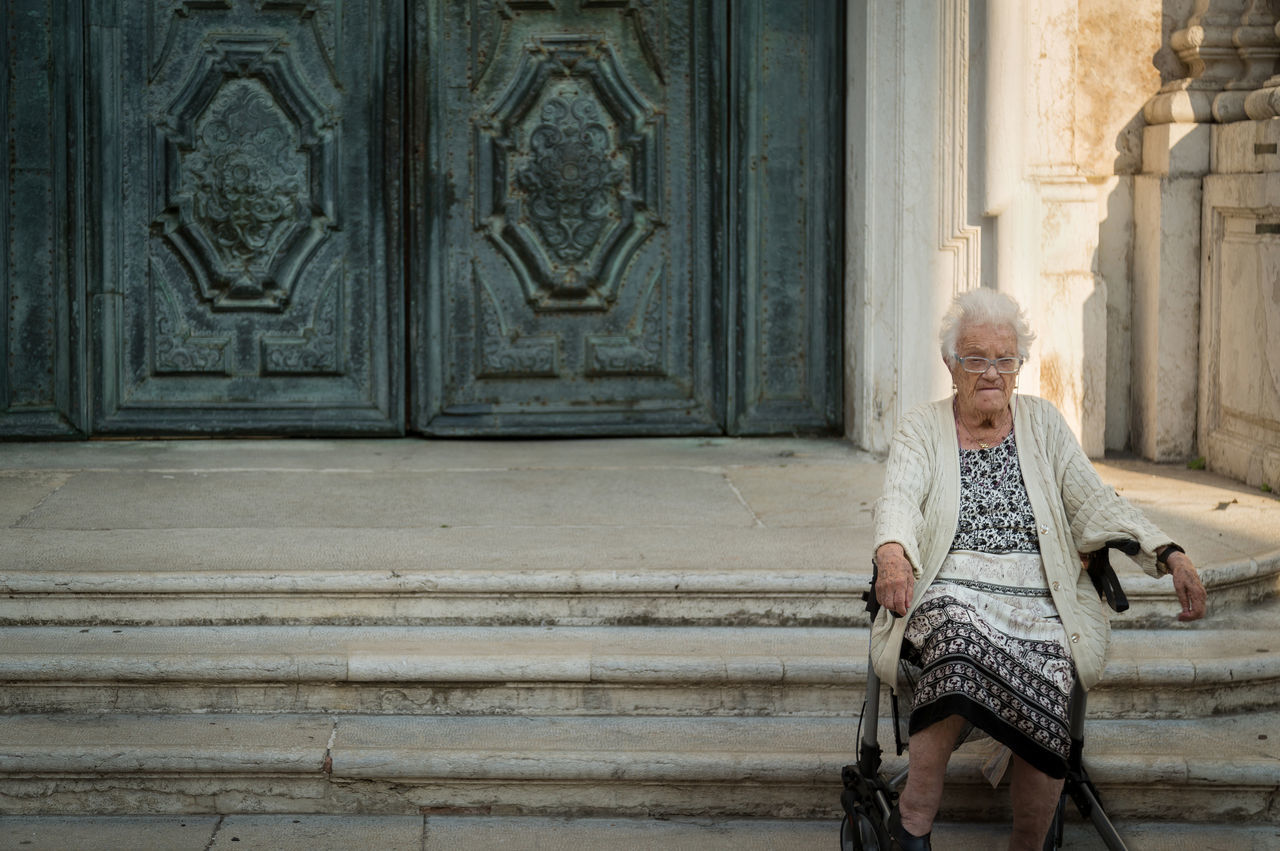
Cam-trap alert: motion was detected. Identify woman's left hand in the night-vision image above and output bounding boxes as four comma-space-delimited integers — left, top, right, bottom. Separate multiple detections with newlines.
1166, 551, 1207, 621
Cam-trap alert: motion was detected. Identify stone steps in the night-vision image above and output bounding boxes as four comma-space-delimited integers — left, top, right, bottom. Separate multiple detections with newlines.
1, 624, 1276, 718
3, 532, 1276, 626
1, 711, 1276, 822
2, 617, 1277, 824
4, 438, 1278, 831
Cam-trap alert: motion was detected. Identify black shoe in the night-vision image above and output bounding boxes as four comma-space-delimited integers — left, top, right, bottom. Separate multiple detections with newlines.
888, 806, 932, 851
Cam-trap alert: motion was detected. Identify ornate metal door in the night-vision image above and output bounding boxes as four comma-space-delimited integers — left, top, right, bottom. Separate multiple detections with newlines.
1, 0, 843, 438
88, 0, 403, 434
410, 0, 720, 434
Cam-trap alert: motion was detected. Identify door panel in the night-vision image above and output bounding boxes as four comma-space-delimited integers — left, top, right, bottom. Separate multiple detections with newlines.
727, 0, 844, 434
1, 0, 83, 437
55, 0, 843, 439
411, 0, 720, 435
89, 0, 402, 435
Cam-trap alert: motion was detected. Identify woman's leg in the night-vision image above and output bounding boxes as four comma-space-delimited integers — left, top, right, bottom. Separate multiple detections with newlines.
1007, 754, 1065, 851
897, 714, 968, 836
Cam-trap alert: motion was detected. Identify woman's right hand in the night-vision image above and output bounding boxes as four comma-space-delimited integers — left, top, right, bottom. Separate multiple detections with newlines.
874, 543, 916, 617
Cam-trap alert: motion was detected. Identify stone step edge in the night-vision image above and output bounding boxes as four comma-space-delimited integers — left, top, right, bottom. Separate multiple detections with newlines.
3, 548, 1276, 596
0, 626, 1275, 689
0, 714, 1274, 789
5, 545, 1274, 591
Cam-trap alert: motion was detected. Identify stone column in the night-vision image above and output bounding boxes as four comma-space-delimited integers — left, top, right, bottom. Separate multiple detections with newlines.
845, 2, 952, 452
1133, 1, 1248, 461
1243, 12, 1280, 120
1146, 1, 1248, 124
1215, 1, 1280, 121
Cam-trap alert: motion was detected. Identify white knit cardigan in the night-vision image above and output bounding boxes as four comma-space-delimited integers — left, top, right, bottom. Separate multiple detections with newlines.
870, 395, 1173, 691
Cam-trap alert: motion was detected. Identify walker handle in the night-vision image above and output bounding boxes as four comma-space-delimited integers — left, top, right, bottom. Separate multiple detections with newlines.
1085, 539, 1138, 613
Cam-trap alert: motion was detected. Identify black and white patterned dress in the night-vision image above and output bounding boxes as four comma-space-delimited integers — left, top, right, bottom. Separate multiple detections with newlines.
902, 429, 1076, 779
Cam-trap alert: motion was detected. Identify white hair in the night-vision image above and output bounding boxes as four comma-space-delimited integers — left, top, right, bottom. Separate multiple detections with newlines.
937, 288, 1036, 363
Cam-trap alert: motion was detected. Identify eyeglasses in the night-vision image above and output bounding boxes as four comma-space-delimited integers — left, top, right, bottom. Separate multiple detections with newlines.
955, 356, 1023, 374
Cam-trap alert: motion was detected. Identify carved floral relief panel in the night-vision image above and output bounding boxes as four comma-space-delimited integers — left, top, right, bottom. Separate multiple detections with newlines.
416, 0, 713, 435
94, 0, 398, 433
156, 38, 336, 312
476, 35, 662, 311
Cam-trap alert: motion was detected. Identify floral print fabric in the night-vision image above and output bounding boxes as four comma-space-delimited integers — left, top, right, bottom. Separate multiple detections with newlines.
950, 431, 1040, 554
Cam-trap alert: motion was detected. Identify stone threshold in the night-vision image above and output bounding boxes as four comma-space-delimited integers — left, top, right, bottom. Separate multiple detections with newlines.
1, 713, 1277, 821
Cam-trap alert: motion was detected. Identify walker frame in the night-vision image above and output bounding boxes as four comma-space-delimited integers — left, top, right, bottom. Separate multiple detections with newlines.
839, 541, 1138, 850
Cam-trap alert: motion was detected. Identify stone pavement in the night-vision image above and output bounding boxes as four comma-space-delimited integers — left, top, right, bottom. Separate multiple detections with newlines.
1, 437, 1278, 846
2, 436, 1277, 570
1, 814, 1279, 851
2, 437, 1277, 611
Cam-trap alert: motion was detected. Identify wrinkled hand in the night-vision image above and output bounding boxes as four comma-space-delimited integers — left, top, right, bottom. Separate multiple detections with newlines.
1166, 551, 1207, 622
874, 543, 916, 617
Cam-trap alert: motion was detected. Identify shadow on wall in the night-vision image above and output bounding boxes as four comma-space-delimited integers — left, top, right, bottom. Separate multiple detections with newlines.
1091, 0, 1202, 462
1107, 0, 1280, 492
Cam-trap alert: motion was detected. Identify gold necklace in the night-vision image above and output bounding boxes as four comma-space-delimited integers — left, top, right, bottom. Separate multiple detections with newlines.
954, 399, 1008, 449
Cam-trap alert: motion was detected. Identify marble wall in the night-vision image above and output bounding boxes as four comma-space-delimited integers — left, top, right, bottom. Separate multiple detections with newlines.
1200, 122, 1280, 490
847, 0, 1279, 491
845, 0, 1165, 459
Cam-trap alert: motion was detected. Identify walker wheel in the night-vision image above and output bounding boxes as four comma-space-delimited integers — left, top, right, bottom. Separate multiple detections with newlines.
840, 809, 889, 851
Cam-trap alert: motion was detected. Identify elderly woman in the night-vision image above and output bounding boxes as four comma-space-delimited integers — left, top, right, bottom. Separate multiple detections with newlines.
871, 289, 1207, 851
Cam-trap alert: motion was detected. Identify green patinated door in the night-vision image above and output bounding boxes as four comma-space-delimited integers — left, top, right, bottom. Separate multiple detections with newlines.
87, 0, 404, 435
1, 0, 843, 438
411, 0, 718, 434
410, 0, 844, 434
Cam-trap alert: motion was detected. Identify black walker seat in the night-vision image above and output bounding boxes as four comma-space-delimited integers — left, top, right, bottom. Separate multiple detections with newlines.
839, 541, 1138, 851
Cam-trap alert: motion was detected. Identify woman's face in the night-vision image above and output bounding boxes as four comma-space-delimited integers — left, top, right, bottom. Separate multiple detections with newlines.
948, 322, 1020, 419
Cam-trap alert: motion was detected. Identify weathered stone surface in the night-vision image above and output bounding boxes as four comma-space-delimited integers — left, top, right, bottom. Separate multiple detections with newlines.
1077, 0, 1162, 174
0, 473, 68, 528
1, 814, 1274, 850
1, 815, 1276, 851
0, 623, 1274, 719
1099, 459, 1280, 562
1198, 129, 1280, 493
724, 463, 881, 528
210, 815, 423, 851
0, 815, 220, 851
0, 437, 868, 473
0, 714, 333, 775
15, 469, 758, 532
2, 440, 1274, 627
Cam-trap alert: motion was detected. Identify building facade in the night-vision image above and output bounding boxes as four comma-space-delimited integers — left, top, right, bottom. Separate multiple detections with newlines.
851, 0, 1278, 492
3, 0, 1277, 490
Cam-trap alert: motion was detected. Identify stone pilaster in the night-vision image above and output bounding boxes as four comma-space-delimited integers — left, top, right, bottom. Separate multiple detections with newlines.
1133, 123, 1210, 461
1034, 176, 1107, 458
1133, 1, 1249, 461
